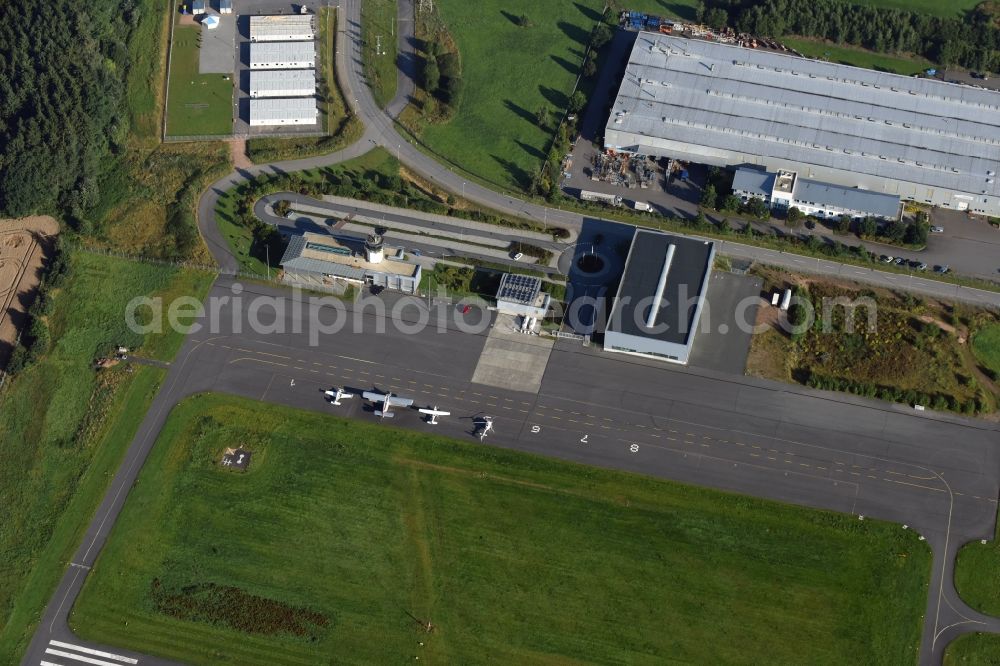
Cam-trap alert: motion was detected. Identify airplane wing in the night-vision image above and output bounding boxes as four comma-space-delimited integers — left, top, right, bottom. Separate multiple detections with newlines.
362, 391, 388, 402
419, 408, 450, 416
387, 396, 414, 407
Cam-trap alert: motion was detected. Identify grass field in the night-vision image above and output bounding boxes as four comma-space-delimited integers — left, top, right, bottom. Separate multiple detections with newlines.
781, 37, 935, 76
165, 24, 233, 137
245, 8, 363, 162
361, 0, 398, 108
417, 0, 605, 191
972, 323, 1000, 378
127, 0, 172, 145
0, 253, 213, 662
955, 514, 1000, 619
73, 393, 930, 665
944, 633, 1000, 664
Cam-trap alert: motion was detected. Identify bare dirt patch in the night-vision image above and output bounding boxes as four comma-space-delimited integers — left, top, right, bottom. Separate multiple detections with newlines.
0, 216, 59, 369
227, 138, 252, 170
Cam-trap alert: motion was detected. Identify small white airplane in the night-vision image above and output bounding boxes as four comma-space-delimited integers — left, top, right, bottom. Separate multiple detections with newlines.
476, 415, 495, 442
418, 406, 451, 425
362, 390, 414, 419
324, 387, 354, 406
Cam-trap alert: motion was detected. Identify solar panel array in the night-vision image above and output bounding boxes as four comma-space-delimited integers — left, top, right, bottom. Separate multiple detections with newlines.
497, 274, 541, 305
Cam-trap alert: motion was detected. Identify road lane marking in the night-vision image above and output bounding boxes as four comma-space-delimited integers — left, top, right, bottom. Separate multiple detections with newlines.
48, 642, 137, 664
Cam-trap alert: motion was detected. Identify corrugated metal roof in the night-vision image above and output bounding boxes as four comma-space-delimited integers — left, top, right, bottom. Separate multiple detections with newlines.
732, 168, 774, 197
250, 15, 314, 40
249, 98, 317, 123
249, 69, 316, 97
608, 33, 1000, 198
249, 41, 315, 67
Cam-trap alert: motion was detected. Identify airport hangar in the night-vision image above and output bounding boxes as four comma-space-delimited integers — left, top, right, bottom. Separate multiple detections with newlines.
604, 230, 715, 365
604, 32, 1000, 217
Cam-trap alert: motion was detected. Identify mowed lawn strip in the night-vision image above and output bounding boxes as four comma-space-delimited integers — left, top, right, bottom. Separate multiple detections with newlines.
944, 633, 1000, 664
972, 323, 1000, 378
74, 394, 930, 665
780, 37, 935, 76
166, 24, 233, 137
420, 0, 605, 190
0, 253, 213, 661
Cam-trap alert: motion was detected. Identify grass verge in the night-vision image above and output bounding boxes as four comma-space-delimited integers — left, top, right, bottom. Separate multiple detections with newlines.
73, 393, 930, 665
944, 633, 1000, 664
165, 24, 233, 137
972, 323, 1000, 378
361, 0, 398, 108
0, 252, 213, 662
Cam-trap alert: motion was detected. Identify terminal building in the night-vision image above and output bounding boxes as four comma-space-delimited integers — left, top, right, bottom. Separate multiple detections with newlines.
249, 41, 315, 70
280, 232, 422, 294
249, 15, 315, 42
494, 274, 551, 320
732, 167, 902, 221
249, 70, 316, 98
249, 98, 318, 126
604, 230, 714, 364
604, 32, 1000, 216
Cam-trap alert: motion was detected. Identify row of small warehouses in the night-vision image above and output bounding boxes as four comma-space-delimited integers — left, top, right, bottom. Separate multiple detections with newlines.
248, 15, 318, 127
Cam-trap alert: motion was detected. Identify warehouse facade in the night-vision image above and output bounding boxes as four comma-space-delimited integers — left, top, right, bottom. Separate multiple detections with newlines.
732, 167, 901, 220
250, 15, 315, 42
249, 98, 318, 126
249, 69, 317, 98
605, 32, 1000, 216
249, 41, 315, 70
604, 230, 714, 364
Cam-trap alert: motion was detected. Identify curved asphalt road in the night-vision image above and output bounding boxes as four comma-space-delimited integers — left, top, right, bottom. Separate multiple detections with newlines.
19, 2, 1000, 665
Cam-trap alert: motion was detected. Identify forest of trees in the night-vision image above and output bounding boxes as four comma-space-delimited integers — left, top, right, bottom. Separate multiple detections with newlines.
0, 1, 142, 222
702, 0, 1000, 72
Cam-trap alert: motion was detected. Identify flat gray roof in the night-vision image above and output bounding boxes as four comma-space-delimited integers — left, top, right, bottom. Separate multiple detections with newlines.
795, 178, 900, 218
608, 32, 1000, 198
732, 168, 774, 198
607, 230, 713, 346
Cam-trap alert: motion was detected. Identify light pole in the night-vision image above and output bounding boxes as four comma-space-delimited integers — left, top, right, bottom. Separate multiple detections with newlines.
266, 244, 271, 280
462, 181, 466, 199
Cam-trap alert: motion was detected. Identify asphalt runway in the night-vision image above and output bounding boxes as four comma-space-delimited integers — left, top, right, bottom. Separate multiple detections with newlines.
21, 278, 1000, 666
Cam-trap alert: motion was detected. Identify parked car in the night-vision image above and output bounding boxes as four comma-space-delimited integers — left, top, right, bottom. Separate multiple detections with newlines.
930, 225, 945, 233
908, 260, 927, 271
879, 255, 893, 263
512, 252, 524, 261
934, 264, 950, 274
895, 257, 907, 266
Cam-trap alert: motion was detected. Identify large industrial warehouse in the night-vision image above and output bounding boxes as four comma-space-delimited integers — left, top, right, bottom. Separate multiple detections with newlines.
249, 14, 315, 42
604, 230, 715, 365
249, 69, 317, 98
605, 32, 1000, 216
249, 98, 318, 126
249, 41, 315, 70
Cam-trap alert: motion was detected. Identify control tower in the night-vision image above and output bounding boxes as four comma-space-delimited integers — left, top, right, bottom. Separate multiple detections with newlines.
364, 233, 385, 264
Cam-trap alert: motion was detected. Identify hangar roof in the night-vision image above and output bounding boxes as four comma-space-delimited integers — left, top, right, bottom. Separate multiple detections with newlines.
606, 230, 713, 346
608, 32, 1000, 197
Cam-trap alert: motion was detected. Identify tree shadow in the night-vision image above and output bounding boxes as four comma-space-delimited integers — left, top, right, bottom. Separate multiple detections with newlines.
573, 2, 603, 22
499, 10, 522, 26
504, 99, 537, 125
492, 155, 532, 190
556, 20, 590, 45
538, 85, 568, 109
550, 54, 578, 74
515, 140, 546, 160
